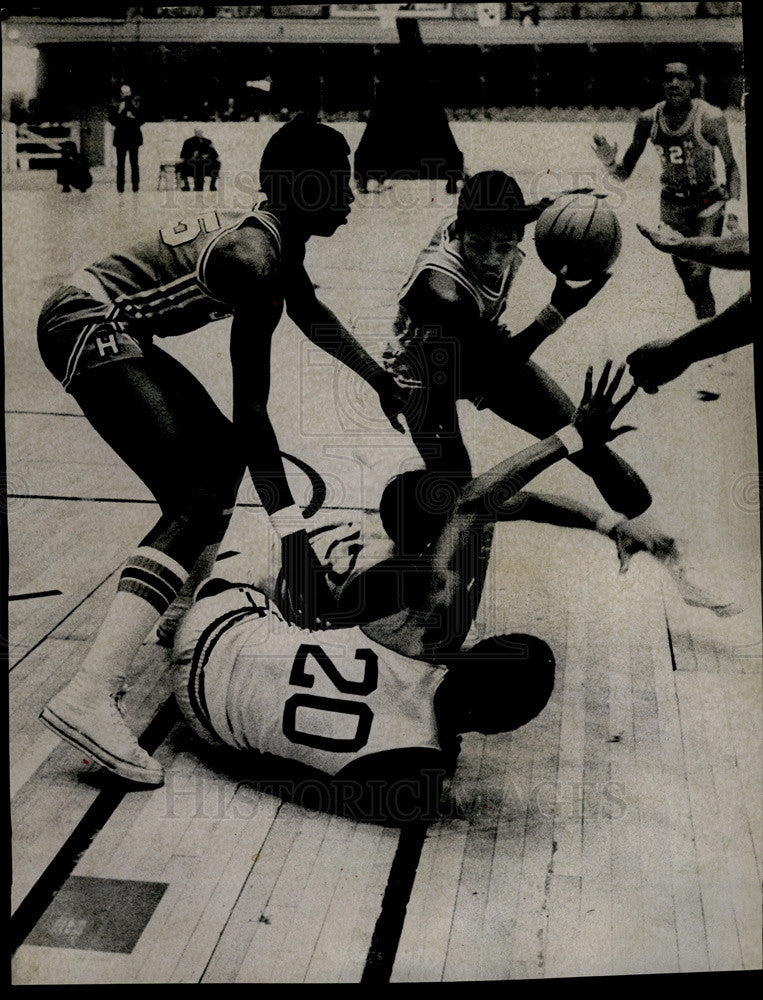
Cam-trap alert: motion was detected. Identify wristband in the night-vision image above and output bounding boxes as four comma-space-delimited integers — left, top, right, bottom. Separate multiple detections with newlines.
535, 303, 566, 334
270, 504, 306, 539
595, 511, 627, 536
554, 424, 585, 455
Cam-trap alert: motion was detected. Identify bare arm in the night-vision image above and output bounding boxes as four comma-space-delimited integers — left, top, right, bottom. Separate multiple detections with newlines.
705, 114, 741, 201
382, 364, 638, 657
636, 225, 750, 269
286, 261, 406, 433
593, 114, 651, 181
230, 310, 295, 516
627, 293, 753, 393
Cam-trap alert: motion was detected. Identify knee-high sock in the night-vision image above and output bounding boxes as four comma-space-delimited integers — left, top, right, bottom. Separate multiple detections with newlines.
75, 547, 189, 693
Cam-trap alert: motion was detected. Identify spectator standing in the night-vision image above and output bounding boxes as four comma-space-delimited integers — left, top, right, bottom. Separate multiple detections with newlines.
109, 83, 144, 193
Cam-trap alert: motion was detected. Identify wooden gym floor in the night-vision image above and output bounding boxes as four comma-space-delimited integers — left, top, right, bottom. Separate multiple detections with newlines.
5, 120, 760, 982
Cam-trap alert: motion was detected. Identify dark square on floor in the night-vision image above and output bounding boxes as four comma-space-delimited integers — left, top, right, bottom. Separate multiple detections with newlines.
26, 875, 168, 954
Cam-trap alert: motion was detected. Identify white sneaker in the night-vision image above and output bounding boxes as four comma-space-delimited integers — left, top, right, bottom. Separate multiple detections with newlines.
40, 677, 164, 787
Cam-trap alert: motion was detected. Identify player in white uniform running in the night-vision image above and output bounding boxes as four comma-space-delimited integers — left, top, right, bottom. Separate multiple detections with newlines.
173, 364, 639, 819
38, 115, 406, 787
593, 61, 742, 320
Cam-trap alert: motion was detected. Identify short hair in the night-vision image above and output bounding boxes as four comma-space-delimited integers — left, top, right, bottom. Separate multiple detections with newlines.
379, 470, 464, 555
259, 113, 351, 209
456, 170, 533, 232
663, 60, 692, 78
443, 634, 556, 734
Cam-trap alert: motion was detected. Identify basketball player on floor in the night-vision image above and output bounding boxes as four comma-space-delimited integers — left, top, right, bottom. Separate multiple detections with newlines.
172, 365, 635, 815
627, 225, 751, 393
592, 61, 741, 320
38, 115, 406, 787
286, 467, 740, 631
384, 170, 652, 521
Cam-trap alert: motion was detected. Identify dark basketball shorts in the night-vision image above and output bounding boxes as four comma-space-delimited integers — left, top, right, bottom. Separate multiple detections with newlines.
659, 187, 726, 238
38, 285, 147, 392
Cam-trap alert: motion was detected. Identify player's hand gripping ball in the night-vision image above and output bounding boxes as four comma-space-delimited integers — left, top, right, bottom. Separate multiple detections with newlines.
534, 194, 622, 281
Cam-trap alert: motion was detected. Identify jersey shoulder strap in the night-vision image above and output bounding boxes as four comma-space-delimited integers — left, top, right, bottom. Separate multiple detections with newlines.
648, 102, 664, 142
399, 218, 483, 312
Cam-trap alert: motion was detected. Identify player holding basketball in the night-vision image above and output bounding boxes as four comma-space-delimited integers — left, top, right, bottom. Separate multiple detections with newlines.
171, 365, 636, 816
38, 115, 406, 787
592, 61, 742, 320
384, 170, 652, 521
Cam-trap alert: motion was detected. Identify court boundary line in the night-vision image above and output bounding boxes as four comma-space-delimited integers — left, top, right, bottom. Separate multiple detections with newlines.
10, 697, 178, 951
361, 821, 428, 984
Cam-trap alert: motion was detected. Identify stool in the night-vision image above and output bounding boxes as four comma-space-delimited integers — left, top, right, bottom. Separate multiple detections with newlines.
157, 160, 181, 190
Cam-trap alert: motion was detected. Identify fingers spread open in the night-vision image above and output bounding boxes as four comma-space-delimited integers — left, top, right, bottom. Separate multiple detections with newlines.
582, 365, 593, 404
595, 360, 613, 396
614, 382, 638, 414
606, 362, 626, 399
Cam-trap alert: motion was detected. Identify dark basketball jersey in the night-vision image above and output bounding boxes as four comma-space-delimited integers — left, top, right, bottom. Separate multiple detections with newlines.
384, 217, 523, 389
71, 207, 282, 338
173, 585, 447, 776
648, 99, 723, 197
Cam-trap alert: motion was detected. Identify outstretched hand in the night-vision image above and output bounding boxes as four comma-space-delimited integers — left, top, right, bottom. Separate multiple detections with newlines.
551, 271, 612, 318
572, 361, 638, 446
611, 519, 679, 574
637, 221, 686, 254
627, 338, 687, 394
592, 133, 618, 167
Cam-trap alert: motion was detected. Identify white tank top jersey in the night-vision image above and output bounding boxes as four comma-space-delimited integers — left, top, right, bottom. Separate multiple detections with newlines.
71, 206, 282, 338
648, 98, 723, 196
173, 585, 448, 777
384, 217, 523, 389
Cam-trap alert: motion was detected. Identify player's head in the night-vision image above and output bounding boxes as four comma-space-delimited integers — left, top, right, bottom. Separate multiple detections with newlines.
259, 114, 354, 236
436, 634, 556, 735
379, 470, 463, 556
663, 61, 693, 104
455, 171, 529, 285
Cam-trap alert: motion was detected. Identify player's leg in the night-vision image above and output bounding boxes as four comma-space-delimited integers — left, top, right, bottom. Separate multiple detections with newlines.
661, 196, 723, 320
129, 145, 140, 192
115, 145, 126, 193
480, 360, 651, 519
41, 342, 242, 782
405, 385, 473, 480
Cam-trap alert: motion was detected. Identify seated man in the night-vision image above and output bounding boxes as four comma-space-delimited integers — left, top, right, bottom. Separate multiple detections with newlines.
57, 141, 92, 193
172, 364, 637, 823
178, 128, 220, 191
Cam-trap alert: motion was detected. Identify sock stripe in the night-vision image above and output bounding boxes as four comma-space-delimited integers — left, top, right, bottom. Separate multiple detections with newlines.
118, 578, 172, 616
134, 546, 189, 584
120, 564, 179, 607
130, 555, 186, 594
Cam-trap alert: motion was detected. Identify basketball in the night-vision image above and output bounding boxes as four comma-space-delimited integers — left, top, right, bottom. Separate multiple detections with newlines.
534, 195, 622, 280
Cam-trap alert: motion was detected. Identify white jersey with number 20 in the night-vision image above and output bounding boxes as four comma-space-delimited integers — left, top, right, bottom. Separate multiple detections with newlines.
173, 585, 447, 776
